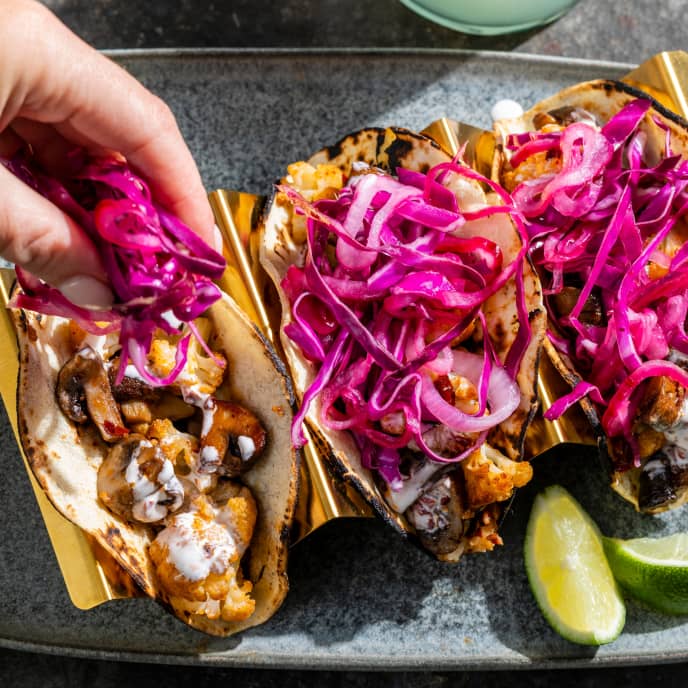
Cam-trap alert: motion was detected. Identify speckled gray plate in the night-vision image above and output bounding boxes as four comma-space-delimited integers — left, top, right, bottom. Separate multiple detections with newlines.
4, 49, 687, 670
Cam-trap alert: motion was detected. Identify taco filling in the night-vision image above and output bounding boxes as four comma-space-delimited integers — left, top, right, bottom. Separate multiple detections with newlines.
497, 80, 688, 513
261, 128, 544, 560
62, 318, 264, 621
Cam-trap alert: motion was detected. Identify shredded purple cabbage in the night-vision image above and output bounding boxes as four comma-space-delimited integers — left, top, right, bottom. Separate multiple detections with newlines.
280, 161, 530, 489
509, 97, 688, 467
2, 148, 226, 385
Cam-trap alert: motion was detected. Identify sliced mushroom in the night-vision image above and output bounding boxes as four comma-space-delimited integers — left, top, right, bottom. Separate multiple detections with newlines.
549, 286, 604, 325
198, 399, 267, 476
151, 393, 195, 421
637, 376, 685, 431
120, 399, 153, 425
638, 445, 688, 513
383, 458, 447, 514
419, 423, 475, 459
406, 472, 466, 556
108, 362, 160, 402
97, 434, 184, 524
533, 106, 598, 130
56, 346, 128, 442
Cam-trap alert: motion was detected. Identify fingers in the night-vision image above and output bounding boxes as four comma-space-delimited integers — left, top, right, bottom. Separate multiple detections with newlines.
62, 84, 214, 245
0, 127, 22, 157
9, 119, 82, 177
55, 115, 216, 248
8, 119, 221, 255
2, 1, 214, 247
0, 164, 113, 307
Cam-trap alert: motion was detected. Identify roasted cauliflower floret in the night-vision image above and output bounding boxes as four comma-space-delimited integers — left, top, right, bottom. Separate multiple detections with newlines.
502, 151, 562, 193
148, 332, 226, 397
284, 162, 345, 243
147, 418, 200, 474
286, 161, 344, 200
464, 505, 504, 554
461, 444, 532, 511
220, 487, 257, 557
149, 492, 257, 622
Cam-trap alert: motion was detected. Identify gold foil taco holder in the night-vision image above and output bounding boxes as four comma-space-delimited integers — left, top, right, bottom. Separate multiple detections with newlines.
2, 50, 686, 610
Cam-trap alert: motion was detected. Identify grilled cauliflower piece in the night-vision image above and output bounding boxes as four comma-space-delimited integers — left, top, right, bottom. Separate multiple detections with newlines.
286, 161, 344, 200
285, 162, 345, 242
218, 487, 257, 557
464, 505, 504, 554
147, 418, 199, 469
150, 491, 257, 622
461, 444, 532, 511
502, 151, 562, 193
148, 320, 226, 396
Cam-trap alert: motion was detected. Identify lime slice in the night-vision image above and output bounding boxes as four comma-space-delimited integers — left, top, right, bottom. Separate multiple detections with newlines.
524, 485, 626, 645
603, 533, 688, 615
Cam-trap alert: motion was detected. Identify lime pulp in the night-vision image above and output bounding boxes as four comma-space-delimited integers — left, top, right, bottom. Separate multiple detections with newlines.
524, 485, 626, 645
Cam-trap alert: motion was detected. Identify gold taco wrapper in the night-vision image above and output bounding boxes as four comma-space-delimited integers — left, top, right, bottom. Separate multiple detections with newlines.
2, 51, 686, 607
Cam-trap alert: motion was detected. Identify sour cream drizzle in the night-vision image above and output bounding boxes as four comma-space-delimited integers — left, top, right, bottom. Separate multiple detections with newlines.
237, 435, 255, 462
155, 507, 237, 581
125, 441, 183, 523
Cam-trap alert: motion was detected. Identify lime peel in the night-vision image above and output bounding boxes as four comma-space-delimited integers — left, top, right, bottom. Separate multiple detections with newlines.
603, 534, 688, 616
525, 485, 626, 645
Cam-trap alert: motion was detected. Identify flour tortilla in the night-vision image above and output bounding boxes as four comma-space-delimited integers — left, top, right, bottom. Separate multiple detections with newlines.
14, 293, 299, 636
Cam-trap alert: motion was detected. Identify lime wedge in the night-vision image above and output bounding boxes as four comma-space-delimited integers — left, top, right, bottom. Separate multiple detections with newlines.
524, 485, 626, 645
603, 533, 688, 615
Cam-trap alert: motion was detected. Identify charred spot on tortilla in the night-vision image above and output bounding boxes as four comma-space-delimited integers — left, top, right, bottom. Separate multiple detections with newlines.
260, 126, 545, 561
379, 135, 413, 170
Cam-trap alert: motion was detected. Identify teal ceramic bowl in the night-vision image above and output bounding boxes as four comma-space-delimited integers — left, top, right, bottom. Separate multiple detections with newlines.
400, 0, 579, 35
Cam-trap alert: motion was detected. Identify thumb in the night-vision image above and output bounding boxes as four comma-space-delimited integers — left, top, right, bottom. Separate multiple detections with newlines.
0, 165, 113, 307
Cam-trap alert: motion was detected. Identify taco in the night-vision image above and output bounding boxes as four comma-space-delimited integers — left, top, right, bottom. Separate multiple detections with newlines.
260, 127, 545, 560
5, 150, 298, 636
494, 79, 688, 514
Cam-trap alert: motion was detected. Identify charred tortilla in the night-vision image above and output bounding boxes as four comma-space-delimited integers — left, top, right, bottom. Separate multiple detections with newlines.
14, 293, 299, 636
260, 127, 545, 560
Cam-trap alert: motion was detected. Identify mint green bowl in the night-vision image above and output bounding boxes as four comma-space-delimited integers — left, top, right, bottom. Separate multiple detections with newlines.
400, 0, 579, 35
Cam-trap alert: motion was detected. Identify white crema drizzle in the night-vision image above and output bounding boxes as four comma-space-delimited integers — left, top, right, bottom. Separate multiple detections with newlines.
155, 510, 237, 581
125, 441, 183, 523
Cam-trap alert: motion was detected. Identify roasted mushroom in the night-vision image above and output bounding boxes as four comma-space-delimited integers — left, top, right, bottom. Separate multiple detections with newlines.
97, 434, 184, 524
419, 423, 475, 459
406, 473, 466, 557
109, 364, 161, 402
199, 399, 267, 476
549, 286, 604, 326
532, 105, 598, 130
638, 445, 688, 513
56, 346, 128, 442
637, 376, 686, 431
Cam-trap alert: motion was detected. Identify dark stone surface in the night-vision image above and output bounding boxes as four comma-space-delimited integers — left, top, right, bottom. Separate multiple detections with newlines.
0, 645, 685, 687
4, 0, 688, 684
40, 0, 687, 64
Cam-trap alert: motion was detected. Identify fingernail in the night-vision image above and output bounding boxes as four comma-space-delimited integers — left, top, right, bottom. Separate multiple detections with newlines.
213, 224, 226, 254
57, 275, 114, 308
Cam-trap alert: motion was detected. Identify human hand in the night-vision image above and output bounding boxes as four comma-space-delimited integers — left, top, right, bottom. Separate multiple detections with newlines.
0, 0, 216, 306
